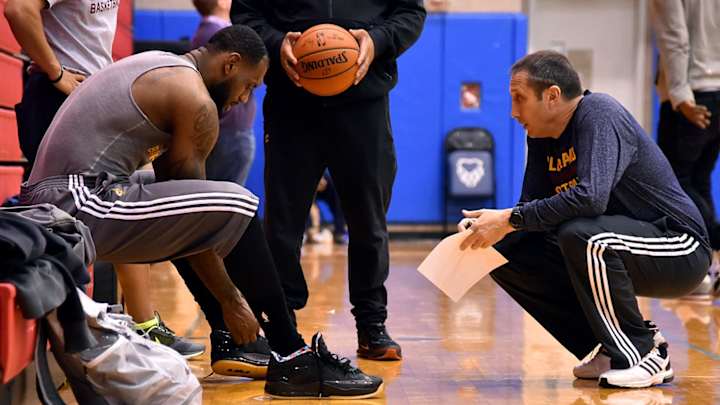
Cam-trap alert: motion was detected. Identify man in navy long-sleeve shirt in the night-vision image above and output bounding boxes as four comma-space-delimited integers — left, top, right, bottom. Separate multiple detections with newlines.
460, 51, 711, 389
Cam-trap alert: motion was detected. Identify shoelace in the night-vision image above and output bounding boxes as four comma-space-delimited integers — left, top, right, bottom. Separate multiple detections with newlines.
137, 315, 177, 342
318, 348, 357, 374
149, 311, 178, 338
366, 326, 393, 344
155, 321, 176, 336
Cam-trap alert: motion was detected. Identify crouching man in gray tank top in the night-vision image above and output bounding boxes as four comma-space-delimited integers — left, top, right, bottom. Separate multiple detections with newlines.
20, 25, 384, 400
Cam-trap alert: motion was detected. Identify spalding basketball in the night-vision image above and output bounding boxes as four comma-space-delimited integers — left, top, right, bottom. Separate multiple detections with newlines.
292, 24, 359, 96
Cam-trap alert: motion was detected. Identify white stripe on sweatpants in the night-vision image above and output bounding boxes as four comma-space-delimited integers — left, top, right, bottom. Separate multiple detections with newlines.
68, 175, 258, 220
70, 175, 259, 207
68, 175, 81, 209
586, 231, 699, 367
76, 186, 259, 214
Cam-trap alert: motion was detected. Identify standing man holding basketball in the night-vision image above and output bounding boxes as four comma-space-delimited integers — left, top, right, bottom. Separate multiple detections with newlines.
232, 0, 426, 360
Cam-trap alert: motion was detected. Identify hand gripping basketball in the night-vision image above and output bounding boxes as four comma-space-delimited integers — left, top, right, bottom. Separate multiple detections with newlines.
291, 24, 360, 96
280, 31, 302, 87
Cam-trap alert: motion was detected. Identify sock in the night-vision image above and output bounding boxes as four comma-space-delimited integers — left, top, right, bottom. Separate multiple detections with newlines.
272, 346, 312, 362
135, 315, 159, 331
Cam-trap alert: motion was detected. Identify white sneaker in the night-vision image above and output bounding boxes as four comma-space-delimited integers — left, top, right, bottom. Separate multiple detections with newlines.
599, 346, 673, 388
573, 321, 667, 380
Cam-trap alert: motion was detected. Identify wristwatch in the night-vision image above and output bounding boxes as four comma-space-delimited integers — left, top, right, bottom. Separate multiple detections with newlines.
509, 205, 524, 230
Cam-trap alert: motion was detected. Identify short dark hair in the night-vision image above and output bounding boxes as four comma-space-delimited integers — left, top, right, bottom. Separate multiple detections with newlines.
192, 0, 217, 17
206, 25, 268, 66
511, 50, 582, 100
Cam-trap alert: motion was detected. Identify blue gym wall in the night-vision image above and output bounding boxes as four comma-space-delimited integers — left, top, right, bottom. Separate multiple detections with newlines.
133, 11, 529, 223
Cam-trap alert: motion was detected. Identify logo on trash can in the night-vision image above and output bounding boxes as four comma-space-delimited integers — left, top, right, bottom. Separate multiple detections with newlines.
456, 158, 485, 188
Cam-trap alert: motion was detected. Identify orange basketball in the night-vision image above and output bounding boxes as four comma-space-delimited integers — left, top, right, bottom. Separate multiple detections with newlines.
292, 24, 359, 97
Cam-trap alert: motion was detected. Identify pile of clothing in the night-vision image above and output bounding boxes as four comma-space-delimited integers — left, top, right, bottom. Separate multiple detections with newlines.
0, 204, 201, 404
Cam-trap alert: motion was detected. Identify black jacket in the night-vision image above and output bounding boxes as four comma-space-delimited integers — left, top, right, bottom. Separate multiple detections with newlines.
231, 0, 426, 104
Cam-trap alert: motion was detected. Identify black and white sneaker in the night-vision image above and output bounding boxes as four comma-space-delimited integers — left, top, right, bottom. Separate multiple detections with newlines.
574, 320, 667, 380
265, 333, 384, 399
599, 345, 674, 388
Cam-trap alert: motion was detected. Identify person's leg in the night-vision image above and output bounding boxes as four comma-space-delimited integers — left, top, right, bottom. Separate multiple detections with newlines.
22, 174, 383, 396
116, 261, 207, 359
115, 263, 153, 322
658, 98, 718, 246
20, 173, 261, 347
689, 92, 720, 248
327, 96, 394, 327
304, 202, 322, 243
223, 216, 304, 355
491, 231, 599, 360
263, 95, 326, 313
556, 215, 710, 387
319, 174, 347, 241
655, 101, 675, 161
326, 96, 398, 359
63, 174, 256, 330
82, 173, 302, 352
15, 73, 67, 178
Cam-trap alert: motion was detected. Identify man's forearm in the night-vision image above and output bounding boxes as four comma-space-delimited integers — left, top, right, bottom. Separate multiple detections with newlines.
5, 0, 62, 78
186, 250, 243, 306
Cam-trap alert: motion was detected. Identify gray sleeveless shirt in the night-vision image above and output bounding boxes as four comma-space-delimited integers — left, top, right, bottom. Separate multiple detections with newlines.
29, 51, 199, 184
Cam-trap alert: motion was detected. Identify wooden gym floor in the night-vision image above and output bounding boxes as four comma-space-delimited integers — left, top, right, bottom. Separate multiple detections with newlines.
80, 240, 720, 404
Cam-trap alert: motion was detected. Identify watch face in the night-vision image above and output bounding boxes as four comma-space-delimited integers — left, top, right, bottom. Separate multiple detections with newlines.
510, 209, 522, 228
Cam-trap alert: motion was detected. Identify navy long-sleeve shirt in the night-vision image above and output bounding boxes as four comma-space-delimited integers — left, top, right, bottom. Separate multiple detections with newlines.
519, 91, 708, 245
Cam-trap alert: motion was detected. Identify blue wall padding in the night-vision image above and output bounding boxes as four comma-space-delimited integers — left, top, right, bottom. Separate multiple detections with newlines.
441, 13, 527, 211
133, 12, 529, 223
385, 15, 446, 222
133, 10, 163, 40
134, 10, 199, 41
243, 86, 266, 216
510, 14, 528, 205
162, 11, 201, 41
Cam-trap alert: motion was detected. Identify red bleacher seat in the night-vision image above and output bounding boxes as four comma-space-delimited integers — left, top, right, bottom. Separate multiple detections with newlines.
0, 108, 21, 162
0, 53, 22, 110
0, 0, 21, 54
0, 165, 22, 203
0, 283, 37, 384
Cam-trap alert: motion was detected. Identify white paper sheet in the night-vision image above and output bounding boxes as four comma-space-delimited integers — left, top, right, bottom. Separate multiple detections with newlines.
418, 230, 508, 302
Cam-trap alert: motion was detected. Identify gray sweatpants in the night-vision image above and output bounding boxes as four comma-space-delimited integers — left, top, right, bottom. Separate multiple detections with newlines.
20, 171, 257, 263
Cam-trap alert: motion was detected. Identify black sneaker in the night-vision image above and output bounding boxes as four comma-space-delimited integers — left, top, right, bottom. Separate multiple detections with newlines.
136, 312, 205, 359
265, 333, 384, 399
210, 330, 271, 379
357, 323, 402, 361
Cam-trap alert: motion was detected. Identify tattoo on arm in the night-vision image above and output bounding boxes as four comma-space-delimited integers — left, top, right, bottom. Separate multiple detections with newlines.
192, 104, 218, 157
